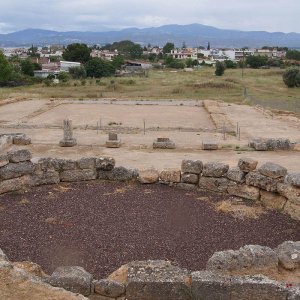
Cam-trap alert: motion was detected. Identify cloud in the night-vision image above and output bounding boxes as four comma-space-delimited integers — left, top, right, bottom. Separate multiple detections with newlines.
0, 0, 299, 34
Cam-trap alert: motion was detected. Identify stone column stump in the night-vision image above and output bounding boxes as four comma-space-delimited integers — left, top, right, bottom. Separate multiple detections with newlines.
59, 119, 77, 147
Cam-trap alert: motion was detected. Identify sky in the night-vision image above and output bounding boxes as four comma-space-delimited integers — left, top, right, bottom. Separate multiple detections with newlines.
0, 0, 299, 34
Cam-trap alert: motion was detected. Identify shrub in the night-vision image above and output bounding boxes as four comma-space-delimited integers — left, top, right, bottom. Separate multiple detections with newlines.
282, 67, 300, 87
215, 61, 225, 76
57, 71, 70, 83
69, 66, 87, 79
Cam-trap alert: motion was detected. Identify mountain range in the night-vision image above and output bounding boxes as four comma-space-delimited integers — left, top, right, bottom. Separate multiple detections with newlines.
0, 24, 300, 48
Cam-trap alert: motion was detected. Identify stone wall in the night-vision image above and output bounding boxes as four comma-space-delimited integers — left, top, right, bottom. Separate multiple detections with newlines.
1, 242, 300, 300
0, 149, 299, 221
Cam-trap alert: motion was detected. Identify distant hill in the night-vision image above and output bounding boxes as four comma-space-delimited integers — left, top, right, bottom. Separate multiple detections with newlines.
0, 24, 300, 48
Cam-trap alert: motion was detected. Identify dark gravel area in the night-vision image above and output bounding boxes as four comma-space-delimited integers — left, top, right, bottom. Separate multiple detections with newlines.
0, 180, 299, 279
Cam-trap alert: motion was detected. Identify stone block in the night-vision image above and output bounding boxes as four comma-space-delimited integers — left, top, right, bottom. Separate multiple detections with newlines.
202, 140, 218, 150
0, 175, 31, 194
7, 149, 32, 163
202, 162, 229, 177
199, 176, 232, 193
276, 241, 300, 271
227, 183, 260, 201
125, 260, 191, 300
245, 171, 281, 192
59, 139, 77, 147
176, 183, 197, 191
181, 173, 199, 184
98, 167, 137, 182
77, 157, 96, 169
277, 183, 300, 205
206, 245, 278, 272
47, 266, 93, 296
138, 168, 159, 184
106, 140, 121, 148
108, 132, 118, 141
181, 159, 203, 174
0, 155, 9, 168
227, 167, 246, 183
153, 138, 175, 149
13, 135, 31, 145
94, 279, 125, 298
0, 162, 35, 180
159, 169, 181, 183
285, 173, 300, 188
238, 157, 258, 172
30, 170, 60, 186
258, 162, 287, 179
60, 169, 97, 182
57, 159, 77, 171
260, 190, 287, 210
95, 157, 115, 171
284, 201, 300, 221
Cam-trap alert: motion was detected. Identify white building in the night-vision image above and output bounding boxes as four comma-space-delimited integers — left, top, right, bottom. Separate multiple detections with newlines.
60, 61, 81, 72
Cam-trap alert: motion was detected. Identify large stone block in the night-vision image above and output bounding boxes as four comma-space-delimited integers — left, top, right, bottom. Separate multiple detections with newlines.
0, 175, 31, 194
202, 162, 229, 177
245, 172, 281, 192
284, 201, 300, 221
0, 161, 35, 180
13, 134, 31, 145
181, 173, 199, 184
77, 157, 96, 169
227, 167, 246, 183
192, 272, 292, 300
29, 170, 60, 186
95, 157, 115, 171
0, 155, 9, 168
202, 140, 218, 150
138, 168, 159, 184
153, 138, 175, 149
56, 159, 77, 171
206, 245, 278, 272
199, 176, 232, 193
258, 162, 287, 179
276, 241, 300, 271
60, 169, 97, 182
227, 183, 260, 201
181, 159, 203, 174
94, 279, 125, 298
260, 190, 287, 210
7, 149, 32, 163
238, 157, 258, 172
159, 169, 181, 183
98, 167, 137, 182
285, 173, 300, 188
277, 183, 300, 205
125, 260, 191, 300
47, 266, 93, 296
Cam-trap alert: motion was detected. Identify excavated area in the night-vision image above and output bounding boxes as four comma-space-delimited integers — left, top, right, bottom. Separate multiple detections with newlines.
0, 180, 299, 279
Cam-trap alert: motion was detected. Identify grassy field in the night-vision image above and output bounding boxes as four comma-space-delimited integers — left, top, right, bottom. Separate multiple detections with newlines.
0, 67, 299, 112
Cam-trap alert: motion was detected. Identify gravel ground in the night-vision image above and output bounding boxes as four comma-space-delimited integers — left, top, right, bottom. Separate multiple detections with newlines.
0, 181, 299, 279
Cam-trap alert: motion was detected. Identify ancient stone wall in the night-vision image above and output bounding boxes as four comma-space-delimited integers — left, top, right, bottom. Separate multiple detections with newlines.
0, 149, 299, 221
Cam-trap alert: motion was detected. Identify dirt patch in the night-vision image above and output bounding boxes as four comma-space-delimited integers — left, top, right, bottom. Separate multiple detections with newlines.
0, 181, 299, 279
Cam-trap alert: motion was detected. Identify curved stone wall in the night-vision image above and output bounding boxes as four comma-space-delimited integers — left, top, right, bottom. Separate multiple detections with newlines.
0, 149, 299, 221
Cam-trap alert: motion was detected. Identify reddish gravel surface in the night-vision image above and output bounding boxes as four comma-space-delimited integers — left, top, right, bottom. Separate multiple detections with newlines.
0, 180, 299, 279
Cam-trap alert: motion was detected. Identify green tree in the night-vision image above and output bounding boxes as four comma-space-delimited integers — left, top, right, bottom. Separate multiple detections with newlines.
164, 56, 185, 69
163, 42, 175, 54
101, 40, 143, 59
215, 61, 225, 76
111, 55, 124, 69
57, 71, 70, 82
62, 43, 91, 63
20, 59, 35, 76
224, 60, 237, 69
85, 58, 115, 78
69, 66, 87, 79
0, 51, 13, 85
286, 50, 300, 61
282, 67, 300, 87
246, 55, 268, 68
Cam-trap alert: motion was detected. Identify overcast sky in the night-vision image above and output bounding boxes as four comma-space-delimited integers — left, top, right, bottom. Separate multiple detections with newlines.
0, 0, 299, 34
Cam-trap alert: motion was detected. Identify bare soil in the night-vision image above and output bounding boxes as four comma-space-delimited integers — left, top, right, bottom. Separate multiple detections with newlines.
0, 181, 299, 279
